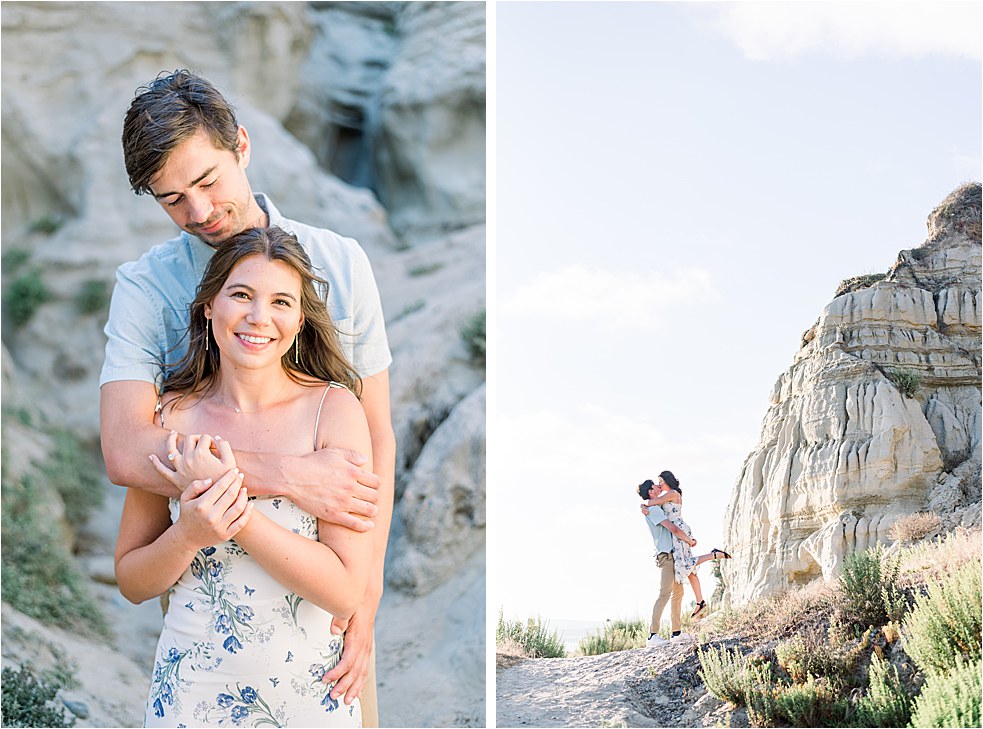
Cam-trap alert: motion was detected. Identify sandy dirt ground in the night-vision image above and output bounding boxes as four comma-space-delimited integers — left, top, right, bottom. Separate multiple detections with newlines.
496, 641, 748, 728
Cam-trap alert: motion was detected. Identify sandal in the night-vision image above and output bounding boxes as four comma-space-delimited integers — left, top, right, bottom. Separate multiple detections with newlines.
711, 548, 732, 560
691, 600, 707, 618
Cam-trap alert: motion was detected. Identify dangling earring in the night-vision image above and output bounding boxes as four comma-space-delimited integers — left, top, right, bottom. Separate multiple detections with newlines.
205, 318, 210, 351
294, 333, 300, 364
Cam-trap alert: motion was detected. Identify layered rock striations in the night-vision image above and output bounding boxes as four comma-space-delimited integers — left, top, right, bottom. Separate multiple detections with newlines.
722, 183, 982, 606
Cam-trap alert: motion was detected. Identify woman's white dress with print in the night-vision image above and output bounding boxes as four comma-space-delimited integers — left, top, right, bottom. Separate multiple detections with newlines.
662, 500, 698, 585
143, 496, 361, 728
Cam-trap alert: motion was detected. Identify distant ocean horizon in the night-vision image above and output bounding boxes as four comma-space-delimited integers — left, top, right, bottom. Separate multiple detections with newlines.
551, 618, 615, 653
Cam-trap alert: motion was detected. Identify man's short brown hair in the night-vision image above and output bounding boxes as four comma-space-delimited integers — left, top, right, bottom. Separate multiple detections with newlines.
122, 70, 240, 195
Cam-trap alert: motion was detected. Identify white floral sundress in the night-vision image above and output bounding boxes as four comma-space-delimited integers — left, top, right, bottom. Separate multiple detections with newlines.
663, 500, 698, 585
145, 385, 360, 728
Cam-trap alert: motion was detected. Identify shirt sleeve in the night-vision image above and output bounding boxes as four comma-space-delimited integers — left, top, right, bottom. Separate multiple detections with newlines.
99, 264, 165, 388
348, 244, 393, 378
646, 504, 669, 524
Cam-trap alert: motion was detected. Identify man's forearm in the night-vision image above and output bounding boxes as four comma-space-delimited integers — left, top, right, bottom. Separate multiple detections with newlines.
233, 449, 294, 498
365, 425, 395, 607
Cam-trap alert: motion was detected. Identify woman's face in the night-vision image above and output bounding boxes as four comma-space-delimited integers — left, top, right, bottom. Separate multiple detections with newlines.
204, 254, 304, 372
657, 476, 666, 488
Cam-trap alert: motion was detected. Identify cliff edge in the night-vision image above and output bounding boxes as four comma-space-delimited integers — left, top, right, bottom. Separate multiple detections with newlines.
722, 183, 982, 606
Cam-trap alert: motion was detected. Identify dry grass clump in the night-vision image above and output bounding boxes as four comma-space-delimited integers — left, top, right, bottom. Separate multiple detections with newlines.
895, 527, 980, 589
889, 511, 941, 543
706, 577, 837, 644
496, 636, 532, 669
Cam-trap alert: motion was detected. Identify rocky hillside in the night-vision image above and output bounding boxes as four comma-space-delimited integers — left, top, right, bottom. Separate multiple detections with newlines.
0, 3, 485, 726
721, 183, 981, 606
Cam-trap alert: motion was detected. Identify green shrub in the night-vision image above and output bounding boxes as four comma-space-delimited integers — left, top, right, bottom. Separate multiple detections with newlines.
2, 248, 32, 273
1, 465, 109, 638
496, 611, 565, 658
771, 674, 850, 727
408, 262, 444, 277
909, 656, 982, 728
3, 271, 51, 327
742, 660, 780, 727
840, 544, 907, 628
460, 309, 485, 367
852, 652, 912, 727
835, 273, 887, 297
887, 368, 921, 398
698, 645, 752, 705
578, 619, 646, 655
26, 215, 64, 236
76, 279, 110, 315
0, 665, 77, 728
774, 628, 860, 685
42, 431, 104, 525
902, 560, 981, 676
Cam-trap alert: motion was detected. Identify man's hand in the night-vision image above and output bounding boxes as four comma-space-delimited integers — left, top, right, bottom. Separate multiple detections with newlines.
285, 448, 380, 532
322, 603, 376, 703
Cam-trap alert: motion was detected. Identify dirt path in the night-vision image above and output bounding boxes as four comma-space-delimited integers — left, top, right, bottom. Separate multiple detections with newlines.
496, 642, 746, 728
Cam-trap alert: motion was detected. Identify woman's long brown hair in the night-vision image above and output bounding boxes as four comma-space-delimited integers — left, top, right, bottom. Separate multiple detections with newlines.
163, 226, 360, 406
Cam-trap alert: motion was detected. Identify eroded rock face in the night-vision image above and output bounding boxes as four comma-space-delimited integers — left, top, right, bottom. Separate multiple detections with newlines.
376, 2, 487, 242
722, 183, 982, 606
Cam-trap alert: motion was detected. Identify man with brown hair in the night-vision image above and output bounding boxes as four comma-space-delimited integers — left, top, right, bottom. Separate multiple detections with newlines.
100, 70, 394, 724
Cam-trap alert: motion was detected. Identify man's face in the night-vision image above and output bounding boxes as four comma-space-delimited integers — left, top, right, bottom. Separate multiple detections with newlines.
148, 127, 264, 246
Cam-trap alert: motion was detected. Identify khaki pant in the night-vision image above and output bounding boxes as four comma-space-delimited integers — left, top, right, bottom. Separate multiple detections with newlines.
360, 640, 378, 727
650, 552, 683, 635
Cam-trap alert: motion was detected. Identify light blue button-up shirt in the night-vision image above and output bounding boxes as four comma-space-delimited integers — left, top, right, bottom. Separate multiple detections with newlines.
644, 503, 674, 554
100, 194, 392, 389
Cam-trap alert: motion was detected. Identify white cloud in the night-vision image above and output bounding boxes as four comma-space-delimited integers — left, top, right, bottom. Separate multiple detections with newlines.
703, 2, 982, 62
501, 265, 719, 331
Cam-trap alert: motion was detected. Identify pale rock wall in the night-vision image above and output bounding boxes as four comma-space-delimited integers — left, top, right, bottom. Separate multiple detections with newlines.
722, 183, 982, 605
286, 1, 487, 244
376, 2, 487, 242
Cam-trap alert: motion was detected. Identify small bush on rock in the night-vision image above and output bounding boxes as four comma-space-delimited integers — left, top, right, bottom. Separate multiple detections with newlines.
3, 271, 51, 327
888, 511, 941, 543
0, 665, 76, 728
886, 367, 921, 398
460, 309, 485, 367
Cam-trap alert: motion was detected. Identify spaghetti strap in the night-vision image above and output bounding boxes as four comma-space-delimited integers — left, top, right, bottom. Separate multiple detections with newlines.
313, 382, 346, 449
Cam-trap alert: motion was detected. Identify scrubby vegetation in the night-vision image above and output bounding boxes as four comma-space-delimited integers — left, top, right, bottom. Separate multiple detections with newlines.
835, 272, 887, 297
578, 619, 647, 656
0, 439, 109, 638
886, 367, 922, 398
461, 309, 485, 367
697, 529, 982, 728
3, 270, 51, 327
0, 665, 77, 728
496, 610, 565, 659
76, 278, 110, 315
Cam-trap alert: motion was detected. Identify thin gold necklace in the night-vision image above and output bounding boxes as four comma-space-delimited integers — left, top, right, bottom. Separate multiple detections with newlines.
214, 379, 288, 414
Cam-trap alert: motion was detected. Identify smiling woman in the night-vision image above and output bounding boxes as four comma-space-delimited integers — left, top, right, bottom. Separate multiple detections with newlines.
114, 225, 371, 726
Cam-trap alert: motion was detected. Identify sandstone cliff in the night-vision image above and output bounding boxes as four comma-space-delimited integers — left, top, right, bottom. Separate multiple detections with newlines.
0, 3, 485, 725
721, 183, 982, 606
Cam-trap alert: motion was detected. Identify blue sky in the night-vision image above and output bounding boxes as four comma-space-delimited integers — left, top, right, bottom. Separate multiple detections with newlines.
490, 1, 982, 624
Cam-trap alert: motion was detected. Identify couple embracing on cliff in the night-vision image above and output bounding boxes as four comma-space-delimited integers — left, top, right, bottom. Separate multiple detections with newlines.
638, 471, 731, 647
